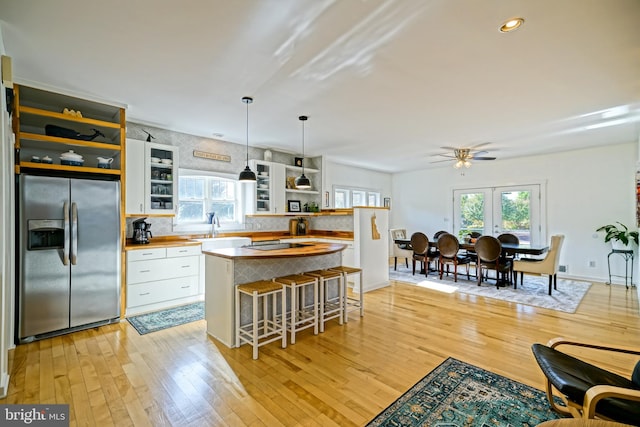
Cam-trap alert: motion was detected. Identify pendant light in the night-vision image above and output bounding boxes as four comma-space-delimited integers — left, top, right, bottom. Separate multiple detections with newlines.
238, 96, 257, 181
294, 115, 312, 189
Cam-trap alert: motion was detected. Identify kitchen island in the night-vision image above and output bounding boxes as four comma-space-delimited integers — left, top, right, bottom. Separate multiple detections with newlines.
203, 242, 346, 347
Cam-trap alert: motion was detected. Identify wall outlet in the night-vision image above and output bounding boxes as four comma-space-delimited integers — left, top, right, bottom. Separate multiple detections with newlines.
558, 265, 568, 273
588, 260, 596, 268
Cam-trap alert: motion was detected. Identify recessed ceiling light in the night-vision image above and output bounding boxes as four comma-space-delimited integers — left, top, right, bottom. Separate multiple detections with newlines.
499, 17, 524, 33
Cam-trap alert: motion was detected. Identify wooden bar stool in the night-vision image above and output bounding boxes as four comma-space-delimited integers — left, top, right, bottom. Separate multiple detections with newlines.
328, 266, 363, 321
272, 274, 319, 344
305, 270, 344, 332
235, 280, 286, 359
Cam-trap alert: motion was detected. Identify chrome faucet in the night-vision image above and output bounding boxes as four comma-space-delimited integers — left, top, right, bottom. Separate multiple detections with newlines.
206, 212, 220, 238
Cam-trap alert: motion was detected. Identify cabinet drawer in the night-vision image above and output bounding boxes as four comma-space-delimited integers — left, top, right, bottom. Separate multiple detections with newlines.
127, 248, 166, 262
127, 275, 199, 308
166, 245, 202, 257
127, 255, 200, 284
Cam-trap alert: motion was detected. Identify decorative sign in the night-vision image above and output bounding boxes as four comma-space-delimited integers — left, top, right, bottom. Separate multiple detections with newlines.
193, 150, 231, 162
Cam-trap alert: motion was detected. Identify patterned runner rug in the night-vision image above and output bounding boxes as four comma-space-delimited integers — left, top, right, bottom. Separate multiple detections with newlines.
127, 301, 204, 335
389, 265, 591, 313
366, 357, 561, 426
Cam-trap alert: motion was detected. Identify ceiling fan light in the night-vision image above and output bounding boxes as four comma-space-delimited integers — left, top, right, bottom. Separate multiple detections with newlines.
464, 160, 472, 168
454, 160, 463, 169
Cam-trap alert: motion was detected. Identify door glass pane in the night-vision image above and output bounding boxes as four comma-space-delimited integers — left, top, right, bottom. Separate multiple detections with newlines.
459, 192, 485, 236
499, 190, 531, 244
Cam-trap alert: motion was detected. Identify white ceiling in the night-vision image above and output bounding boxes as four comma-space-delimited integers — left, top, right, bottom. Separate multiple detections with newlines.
1, 0, 639, 173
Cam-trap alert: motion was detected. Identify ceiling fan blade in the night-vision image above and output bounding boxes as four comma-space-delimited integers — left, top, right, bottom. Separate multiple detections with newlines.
430, 158, 454, 164
469, 142, 491, 150
473, 156, 496, 160
471, 150, 488, 156
437, 153, 457, 159
440, 146, 458, 151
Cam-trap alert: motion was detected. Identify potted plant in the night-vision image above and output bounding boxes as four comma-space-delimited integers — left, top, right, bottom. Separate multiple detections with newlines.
596, 222, 639, 250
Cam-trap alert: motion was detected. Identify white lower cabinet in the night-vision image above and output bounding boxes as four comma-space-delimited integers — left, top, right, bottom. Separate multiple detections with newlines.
126, 244, 202, 315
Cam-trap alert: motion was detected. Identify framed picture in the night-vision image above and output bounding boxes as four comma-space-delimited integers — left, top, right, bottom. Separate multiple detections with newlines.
384, 197, 391, 208
288, 200, 301, 212
294, 157, 303, 167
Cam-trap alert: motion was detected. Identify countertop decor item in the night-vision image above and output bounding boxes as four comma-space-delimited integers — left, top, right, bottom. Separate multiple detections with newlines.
294, 115, 311, 189
238, 96, 257, 181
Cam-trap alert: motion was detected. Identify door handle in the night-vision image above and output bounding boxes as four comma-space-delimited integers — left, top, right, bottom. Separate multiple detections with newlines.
63, 202, 70, 266
71, 202, 78, 265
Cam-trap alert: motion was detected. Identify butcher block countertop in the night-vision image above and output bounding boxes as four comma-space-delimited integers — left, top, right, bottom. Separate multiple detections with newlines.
124, 238, 202, 251
203, 242, 346, 260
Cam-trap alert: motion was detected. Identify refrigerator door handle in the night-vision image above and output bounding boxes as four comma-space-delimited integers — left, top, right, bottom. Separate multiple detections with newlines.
71, 202, 78, 265
63, 201, 70, 265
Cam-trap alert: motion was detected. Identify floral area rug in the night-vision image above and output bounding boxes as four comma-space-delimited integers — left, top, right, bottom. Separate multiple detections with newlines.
366, 357, 561, 426
127, 301, 204, 335
389, 265, 591, 313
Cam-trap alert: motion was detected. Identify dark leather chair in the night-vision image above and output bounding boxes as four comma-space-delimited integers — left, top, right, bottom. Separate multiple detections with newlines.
437, 233, 471, 282
531, 337, 640, 424
474, 235, 512, 288
410, 232, 433, 277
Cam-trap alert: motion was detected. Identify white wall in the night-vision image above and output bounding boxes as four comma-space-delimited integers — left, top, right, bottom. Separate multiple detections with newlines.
391, 142, 637, 283
322, 158, 392, 208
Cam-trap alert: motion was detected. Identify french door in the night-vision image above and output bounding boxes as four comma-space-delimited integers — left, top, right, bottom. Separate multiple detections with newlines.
453, 185, 542, 245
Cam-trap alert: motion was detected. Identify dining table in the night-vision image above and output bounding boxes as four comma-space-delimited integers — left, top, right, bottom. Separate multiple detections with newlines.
393, 238, 549, 257
394, 236, 549, 282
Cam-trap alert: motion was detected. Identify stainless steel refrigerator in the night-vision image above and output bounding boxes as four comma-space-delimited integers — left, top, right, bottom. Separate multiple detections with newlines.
18, 174, 121, 342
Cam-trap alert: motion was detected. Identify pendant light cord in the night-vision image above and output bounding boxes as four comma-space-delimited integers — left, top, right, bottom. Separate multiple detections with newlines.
299, 115, 308, 174
245, 99, 249, 165
301, 118, 305, 174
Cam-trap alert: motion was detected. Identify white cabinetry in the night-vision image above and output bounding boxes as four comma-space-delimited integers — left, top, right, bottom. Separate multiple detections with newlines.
126, 138, 178, 215
126, 244, 202, 315
250, 160, 286, 213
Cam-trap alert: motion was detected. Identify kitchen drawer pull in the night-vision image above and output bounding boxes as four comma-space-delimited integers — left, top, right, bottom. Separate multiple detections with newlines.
181, 285, 190, 289
142, 252, 154, 256
139, 269, 151, 273
181, 265, 191, 268
139, 292, 150, 296
178, 249, 188, 253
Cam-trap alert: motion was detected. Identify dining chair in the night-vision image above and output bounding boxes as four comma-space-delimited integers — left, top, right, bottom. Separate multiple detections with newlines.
437, 233, 471, 282
430, 230, 447, 271
389, 228, 413, 270
410, 232, 433, 277
513, 234, 565, 295
474, 235, 512, 288
497, 232, 519, 283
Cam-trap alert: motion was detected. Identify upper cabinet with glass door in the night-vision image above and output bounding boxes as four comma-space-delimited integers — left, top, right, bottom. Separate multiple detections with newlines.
249, 160, 286, 213
125, 138, 178, 216
13, 84, 125, 176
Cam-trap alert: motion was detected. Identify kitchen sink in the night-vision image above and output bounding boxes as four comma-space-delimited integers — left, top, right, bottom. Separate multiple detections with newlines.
242, 243, 313, 251
195, 237, 252, 251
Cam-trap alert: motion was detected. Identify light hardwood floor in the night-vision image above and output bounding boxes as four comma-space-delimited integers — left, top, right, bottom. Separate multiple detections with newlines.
2, 279, 639, 426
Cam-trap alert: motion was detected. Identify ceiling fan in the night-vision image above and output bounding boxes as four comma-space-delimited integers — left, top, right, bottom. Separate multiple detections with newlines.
432, 143, 496, 168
